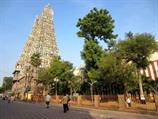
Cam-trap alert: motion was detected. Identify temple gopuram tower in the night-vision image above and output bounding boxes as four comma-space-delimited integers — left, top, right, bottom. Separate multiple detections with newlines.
12, 5, 59, 99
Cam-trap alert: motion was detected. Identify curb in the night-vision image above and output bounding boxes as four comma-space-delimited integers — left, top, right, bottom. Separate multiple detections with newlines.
51, 103, 158, 116
17, 101, 158, 116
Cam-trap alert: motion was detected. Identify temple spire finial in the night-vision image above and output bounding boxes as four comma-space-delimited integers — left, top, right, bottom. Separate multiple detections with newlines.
43, 3, 54, 16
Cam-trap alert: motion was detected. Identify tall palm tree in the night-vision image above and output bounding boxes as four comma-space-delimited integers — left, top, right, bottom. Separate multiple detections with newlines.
30, 53, 41, 85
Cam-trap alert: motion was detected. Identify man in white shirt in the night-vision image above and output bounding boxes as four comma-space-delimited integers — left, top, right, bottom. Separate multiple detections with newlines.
140, 95, 146, 104
126, 96, 131, 107
45, 93, 51, 108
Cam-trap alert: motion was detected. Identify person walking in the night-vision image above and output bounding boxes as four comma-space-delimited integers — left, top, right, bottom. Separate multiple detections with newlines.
140, 95, 146, 104
8, 96, 11, 103
45, 93, 51, 108
126, 96, 131, 107
61, 94, 69, 113
10, 95, 15, 103
66, 94, 71, 111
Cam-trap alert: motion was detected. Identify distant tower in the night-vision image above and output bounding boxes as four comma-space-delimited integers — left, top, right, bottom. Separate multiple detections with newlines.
19, 4, 58, 68
12, 5, 59, 98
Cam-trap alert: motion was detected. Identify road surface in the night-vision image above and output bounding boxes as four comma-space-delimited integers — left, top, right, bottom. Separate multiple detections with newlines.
0, 100, 157, 119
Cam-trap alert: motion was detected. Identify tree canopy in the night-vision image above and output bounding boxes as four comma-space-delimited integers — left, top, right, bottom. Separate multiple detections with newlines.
2, 77, 13, 91
81, 40, 104, 71
117, 33, 158, 69
76, 7, 117, 45
48, 59, 73, 81
77, 7, 117, 82
117, 33, 158, 97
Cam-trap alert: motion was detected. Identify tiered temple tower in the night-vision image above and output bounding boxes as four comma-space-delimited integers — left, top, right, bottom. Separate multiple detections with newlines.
12, 5, 59, 98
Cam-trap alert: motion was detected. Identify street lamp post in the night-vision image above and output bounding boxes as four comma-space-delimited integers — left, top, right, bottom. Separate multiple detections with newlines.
88, 80, 97, 105
54, 78, 59, 97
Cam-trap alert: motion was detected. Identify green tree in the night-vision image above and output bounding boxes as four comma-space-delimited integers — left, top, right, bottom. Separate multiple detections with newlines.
143, 77, 158, 94
49, 59, 73, 81
48, 58, 73, 94
77, 7, 117, 97
76, 7, 117, 76
81, 40, 104, 70
97, 53, 137, 94
2, 77, 13, 91
81, 40, 104, 100
125, 31, 133, 39
117, 33, 158, 100
30, 53, 42, 80
76, 7, 117, 48
68, 75, 82, 95
38, 68, 51, 94
0, 87, 5, 93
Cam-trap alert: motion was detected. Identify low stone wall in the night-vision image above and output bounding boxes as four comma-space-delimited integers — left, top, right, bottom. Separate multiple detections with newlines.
31, 94, 158, 111
50, 95, 118, 109
155, 95, 158, 111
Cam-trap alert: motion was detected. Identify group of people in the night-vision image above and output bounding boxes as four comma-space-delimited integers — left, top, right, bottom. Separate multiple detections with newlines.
45, 93, 71, 113
2, 94, 15, 103
8, 95, 15, 103
126, 94, 148, 107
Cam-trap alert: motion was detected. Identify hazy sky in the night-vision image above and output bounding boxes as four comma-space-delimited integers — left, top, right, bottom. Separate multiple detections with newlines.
0, 0, 157, 86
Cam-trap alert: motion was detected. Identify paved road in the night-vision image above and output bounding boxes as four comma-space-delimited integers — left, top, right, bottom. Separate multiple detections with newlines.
0, 100, 157, 119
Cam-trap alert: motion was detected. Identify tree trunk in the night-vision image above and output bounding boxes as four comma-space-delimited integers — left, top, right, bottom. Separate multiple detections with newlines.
138, 78, 144, 96
90, 84, 94, 104
70, 87, 73, 96
137, 70, 145, 104
43, 87, 46, 96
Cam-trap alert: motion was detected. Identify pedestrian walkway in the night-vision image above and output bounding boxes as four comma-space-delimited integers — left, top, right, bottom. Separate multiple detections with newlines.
0, 100, 157, 119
